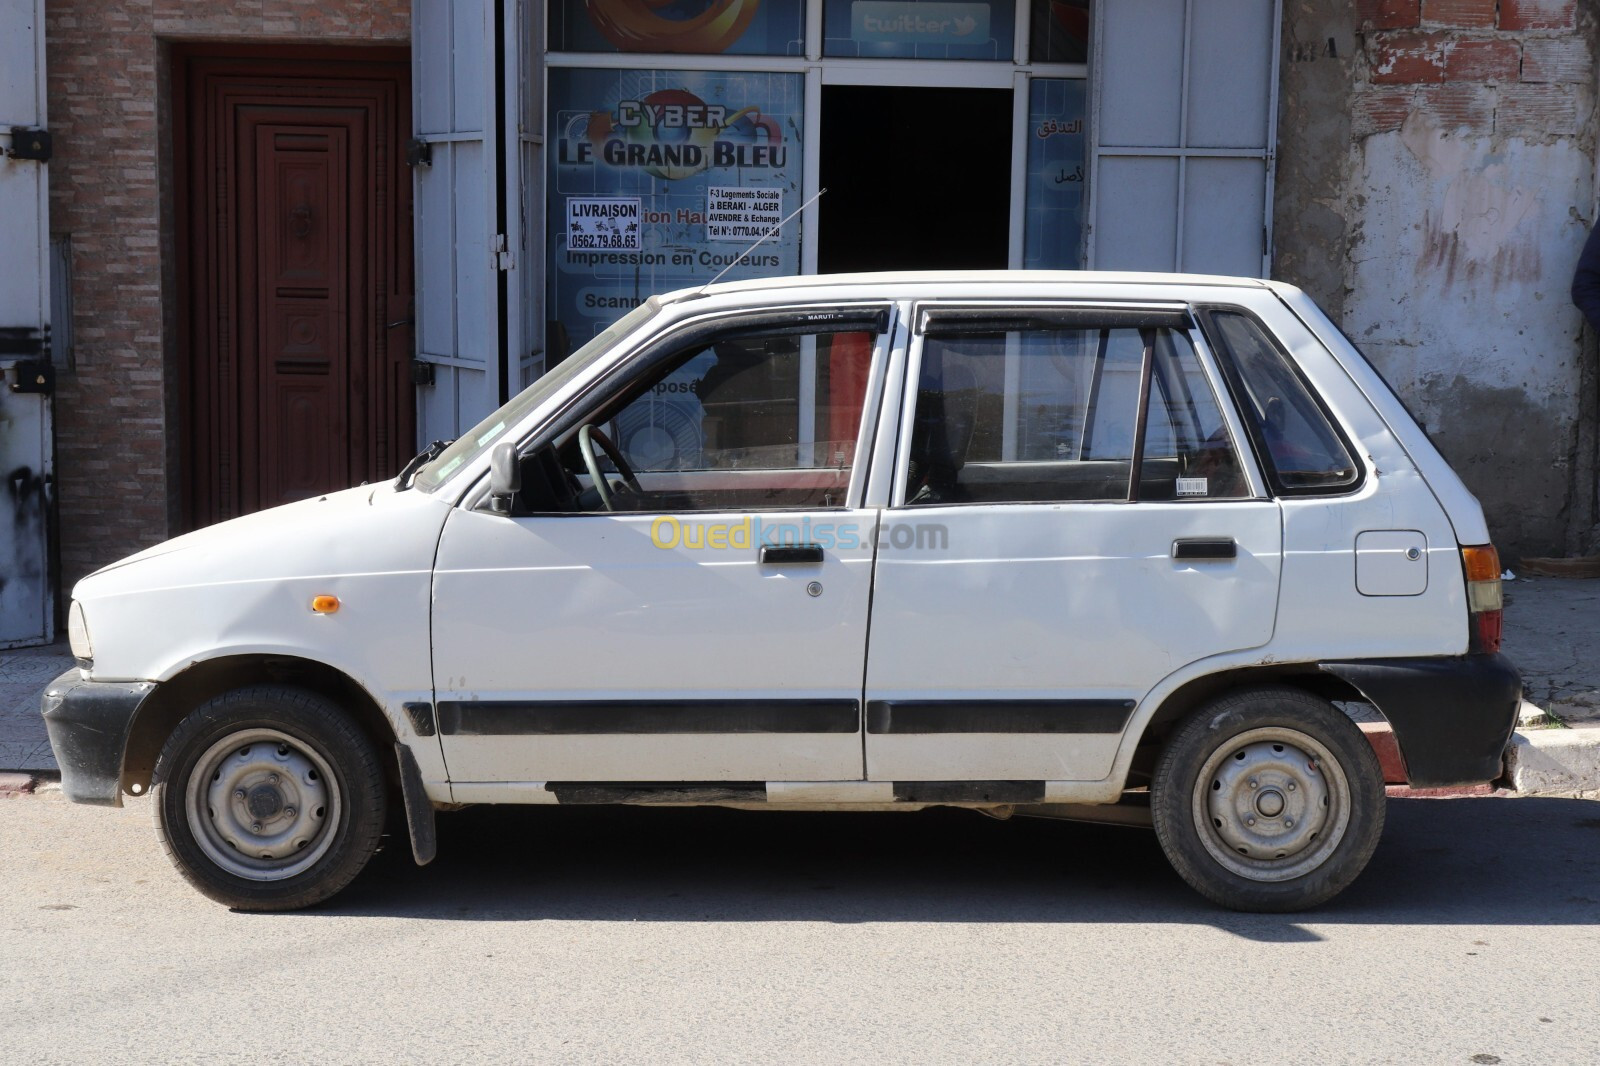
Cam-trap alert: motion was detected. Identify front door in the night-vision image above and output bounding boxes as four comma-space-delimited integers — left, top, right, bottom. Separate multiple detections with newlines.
432, 307, 892, 792
177, 49, 413, 527
864, 304, 1283, 786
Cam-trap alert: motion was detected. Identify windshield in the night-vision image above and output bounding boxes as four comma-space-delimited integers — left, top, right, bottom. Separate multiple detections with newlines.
413, 300, 662, 492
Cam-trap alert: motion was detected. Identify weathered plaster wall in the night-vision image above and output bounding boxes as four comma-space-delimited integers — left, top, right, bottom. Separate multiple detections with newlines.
1275, 5, 1361, 321
1275, 0, 1598, 559
44, 0, 409, 590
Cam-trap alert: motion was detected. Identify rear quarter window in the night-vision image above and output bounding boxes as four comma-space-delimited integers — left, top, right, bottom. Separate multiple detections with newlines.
1203, 309, 1362, 495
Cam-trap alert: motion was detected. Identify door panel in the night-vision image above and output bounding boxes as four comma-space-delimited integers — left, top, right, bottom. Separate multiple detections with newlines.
433, 508, 876, 783
178, 51, 412, 527
864, 501, 1282, 781
249, 120, 360, 507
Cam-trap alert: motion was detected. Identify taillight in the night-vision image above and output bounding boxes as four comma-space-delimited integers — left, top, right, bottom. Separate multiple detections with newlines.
1461, 544, 1503, 653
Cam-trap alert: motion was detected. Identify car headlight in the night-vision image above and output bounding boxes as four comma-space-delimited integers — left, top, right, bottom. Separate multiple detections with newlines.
67, 600, 93, 664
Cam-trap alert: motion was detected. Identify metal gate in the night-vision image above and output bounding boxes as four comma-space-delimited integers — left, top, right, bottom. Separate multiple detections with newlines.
0, 0, 55, 648
1088, 0, 1282, 277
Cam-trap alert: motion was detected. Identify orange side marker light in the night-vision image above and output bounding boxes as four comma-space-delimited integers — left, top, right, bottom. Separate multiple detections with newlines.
311, 595, 341, 615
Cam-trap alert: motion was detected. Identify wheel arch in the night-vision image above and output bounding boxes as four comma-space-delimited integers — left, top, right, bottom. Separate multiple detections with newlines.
1121, 665, 1375, 789
121, 655, 400, 799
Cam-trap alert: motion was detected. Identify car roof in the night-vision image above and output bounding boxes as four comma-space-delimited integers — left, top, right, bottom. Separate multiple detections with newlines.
659, 270, 1283, 305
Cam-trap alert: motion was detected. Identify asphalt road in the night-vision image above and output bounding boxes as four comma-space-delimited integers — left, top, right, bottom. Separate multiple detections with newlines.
2, 791, 1597, 1065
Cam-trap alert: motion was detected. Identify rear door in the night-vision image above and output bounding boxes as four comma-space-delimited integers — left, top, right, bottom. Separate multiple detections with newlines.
863, 302, 1283, 788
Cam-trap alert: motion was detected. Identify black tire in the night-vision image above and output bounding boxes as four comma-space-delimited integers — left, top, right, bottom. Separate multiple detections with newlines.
151, 685, 387, 911
1151, 686, 1385, 912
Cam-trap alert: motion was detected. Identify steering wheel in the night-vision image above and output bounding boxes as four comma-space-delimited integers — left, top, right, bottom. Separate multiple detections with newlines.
578, 423, 643, 511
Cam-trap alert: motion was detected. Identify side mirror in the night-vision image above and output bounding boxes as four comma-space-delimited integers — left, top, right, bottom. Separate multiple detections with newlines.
489, 441, 520, 515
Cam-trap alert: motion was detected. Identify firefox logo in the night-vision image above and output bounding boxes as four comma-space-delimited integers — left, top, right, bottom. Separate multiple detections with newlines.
586, 0, 762, 54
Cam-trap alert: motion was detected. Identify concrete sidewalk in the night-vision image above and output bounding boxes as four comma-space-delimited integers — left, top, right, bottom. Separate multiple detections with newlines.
0, 639, 72, 773
1498, 576, 1600, 796
3, 575, 1599, 792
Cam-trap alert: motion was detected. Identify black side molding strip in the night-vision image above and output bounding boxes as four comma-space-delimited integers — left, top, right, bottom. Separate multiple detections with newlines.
894, 781, 1047, 804
437, 699, 861, 736
403, 702, 437, 737
866, 699, 1134, 735
547, 782, 766, 804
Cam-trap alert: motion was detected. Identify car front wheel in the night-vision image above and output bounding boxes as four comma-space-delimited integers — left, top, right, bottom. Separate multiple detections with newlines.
151, 685, 387, 910
1151, 686, 1385, 912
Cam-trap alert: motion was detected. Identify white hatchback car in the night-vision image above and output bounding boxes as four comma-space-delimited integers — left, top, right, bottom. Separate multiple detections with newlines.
44, 272, 1520, 912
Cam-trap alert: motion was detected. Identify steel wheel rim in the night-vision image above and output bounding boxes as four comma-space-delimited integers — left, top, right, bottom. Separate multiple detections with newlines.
184, 728, 342, 882
1189, 725, 1351, 883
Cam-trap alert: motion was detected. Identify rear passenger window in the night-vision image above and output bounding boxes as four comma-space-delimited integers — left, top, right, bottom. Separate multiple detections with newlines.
1207, 311, 1360, 493
903, 319, 1247, 505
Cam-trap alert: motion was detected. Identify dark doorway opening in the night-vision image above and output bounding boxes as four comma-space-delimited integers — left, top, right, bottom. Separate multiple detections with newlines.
818, 86, 1012, 274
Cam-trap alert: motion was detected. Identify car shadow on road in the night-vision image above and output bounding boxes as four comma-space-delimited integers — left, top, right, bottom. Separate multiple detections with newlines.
301, 796, 1600, 941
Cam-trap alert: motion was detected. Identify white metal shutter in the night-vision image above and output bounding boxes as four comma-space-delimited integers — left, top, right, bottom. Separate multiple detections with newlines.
413, 0, 502, 445
0, 0, 54, 647
1087, 0, 1281, 277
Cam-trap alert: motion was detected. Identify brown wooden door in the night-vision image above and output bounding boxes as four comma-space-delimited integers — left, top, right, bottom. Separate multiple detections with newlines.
177, 49, 413, 527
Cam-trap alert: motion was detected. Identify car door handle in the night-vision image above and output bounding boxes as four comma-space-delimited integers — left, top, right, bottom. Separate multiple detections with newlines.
1172, 538, 1237, 561
760, 544, 824, 564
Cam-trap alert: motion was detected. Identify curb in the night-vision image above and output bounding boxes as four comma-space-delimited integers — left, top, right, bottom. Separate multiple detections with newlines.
1503, 726, 1600, 797
0, 772, 40, 796
1361, 720, 1582, 799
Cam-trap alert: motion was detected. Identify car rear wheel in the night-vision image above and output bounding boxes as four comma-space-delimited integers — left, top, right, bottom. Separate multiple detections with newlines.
151, 685, 387, 910
1151, 686, 1385, 912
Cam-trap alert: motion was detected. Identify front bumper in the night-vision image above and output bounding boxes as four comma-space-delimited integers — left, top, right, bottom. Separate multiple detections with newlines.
40, 668, 156, 807
1321, 652, 1522, 787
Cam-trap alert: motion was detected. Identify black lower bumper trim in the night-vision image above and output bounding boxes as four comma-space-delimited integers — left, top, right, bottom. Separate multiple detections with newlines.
39, 669, 156, 807
1320, 653, 1521, 787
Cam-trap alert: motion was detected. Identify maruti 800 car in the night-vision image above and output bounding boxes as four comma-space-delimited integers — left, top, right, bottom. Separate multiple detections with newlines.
43, 272, 1520, 912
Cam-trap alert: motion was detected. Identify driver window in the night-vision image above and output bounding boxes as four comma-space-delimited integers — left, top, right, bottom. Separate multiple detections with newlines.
533, 322, 878, 513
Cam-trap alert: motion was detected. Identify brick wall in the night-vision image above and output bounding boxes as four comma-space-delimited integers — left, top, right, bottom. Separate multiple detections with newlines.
44, 0, 408, 592
1355, 0, 1590, 138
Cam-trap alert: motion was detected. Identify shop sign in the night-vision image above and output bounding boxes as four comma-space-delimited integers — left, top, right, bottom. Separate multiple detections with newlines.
566, 197, 642, 250
706, 186, 784, 241
548, 69, 804, 353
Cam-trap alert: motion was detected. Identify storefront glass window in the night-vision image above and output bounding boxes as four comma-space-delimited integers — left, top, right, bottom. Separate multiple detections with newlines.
1029, 0, 1090, 63
822, 0, 1014, 60
548, 68, 806, 359
1023, 78, 1086, 269
550, 0, 805, 56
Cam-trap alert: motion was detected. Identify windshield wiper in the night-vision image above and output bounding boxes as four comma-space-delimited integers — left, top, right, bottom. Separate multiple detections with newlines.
394, 439, 454, 491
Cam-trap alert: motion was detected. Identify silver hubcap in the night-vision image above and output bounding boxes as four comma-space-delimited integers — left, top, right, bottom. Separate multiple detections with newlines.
185, 728, 341, 881
1190, 726, 1351, 883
